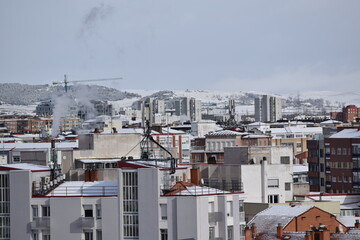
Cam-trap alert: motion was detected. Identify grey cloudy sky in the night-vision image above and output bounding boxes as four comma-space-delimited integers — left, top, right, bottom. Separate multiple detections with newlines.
0, 0, 359, 95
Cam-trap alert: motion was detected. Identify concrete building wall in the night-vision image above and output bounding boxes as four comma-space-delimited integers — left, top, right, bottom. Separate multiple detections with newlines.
50, 198, 82, 239
191, 120, 216, 138
138, 168, 160, 240
10, 170, 32, 240
74, 133, 141, 159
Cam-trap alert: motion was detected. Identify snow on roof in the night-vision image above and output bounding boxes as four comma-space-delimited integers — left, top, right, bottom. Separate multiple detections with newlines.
242, 134, 270, 139
293, 164, 309, 173
269, 126, 323, 135
207, 130, 247, 136
320, 119, 342, 125
161, 128, 185, 134
47, 181, 118, 197
329, 129, 360, 139
248, 205, 313, 234
78, 159, 120, 163
248, 122, 269, 126
0, 163, 50, 171
116, 128, 144, 134
0, 141, 78, 150
340, 216, 360, 227
163, 181, 232, 196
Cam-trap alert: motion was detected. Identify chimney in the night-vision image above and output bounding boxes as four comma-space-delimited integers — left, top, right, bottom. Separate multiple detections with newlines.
305, 230, 312, 240
251, 223, 257, 238
244, 226, 252, 240
276, 223, 283, 238
190, 167, 200, 185
319, 227, 330, 240
355, 219, 360, 228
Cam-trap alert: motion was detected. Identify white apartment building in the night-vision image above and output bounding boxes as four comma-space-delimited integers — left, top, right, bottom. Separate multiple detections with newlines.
254, 95, 282, 122
1, 163, 245, 240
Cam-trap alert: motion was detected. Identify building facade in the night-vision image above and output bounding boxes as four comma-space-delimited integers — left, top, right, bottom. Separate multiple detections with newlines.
254, 95, 282, 122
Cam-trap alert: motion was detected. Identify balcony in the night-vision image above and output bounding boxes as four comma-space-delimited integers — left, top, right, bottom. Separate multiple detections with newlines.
30, 217, 50, 229
209, 212, 223, 224
80, 217, 95, 229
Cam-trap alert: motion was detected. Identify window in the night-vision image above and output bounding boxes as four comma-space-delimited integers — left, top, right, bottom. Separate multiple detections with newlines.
227, 226, 233, 240
42, 233, 50, 240
83, 205, 93, 217
337, 148, 341, 155
239, 201, 244, 212
84, 231, 93, 240
32, 231, 39, 240
280, 156, 290, 164
268, 195, 279, 203
32, 205, 39, 219
268, 179, 279, 188
208, 202, 215, 212
331, 148, 336, 155
285, 182, 291, 191
226, 201, 233, 217
42, 206, 50, 217
160, 204, 167, 220
13, 156, 20, 162
332, 177, 336, 183
209, 227, 215, 240
321, 178, 324, 186
96, 230, 102, 240
96, 204, 101, 219
343, 148, 347, 155
160, 229, 168, 240
123, 171, 139, 238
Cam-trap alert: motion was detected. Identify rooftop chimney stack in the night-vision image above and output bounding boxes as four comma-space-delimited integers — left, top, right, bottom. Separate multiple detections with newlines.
244, 226, 252, 240
251, 223, 257, 239
276, 223, 283, 238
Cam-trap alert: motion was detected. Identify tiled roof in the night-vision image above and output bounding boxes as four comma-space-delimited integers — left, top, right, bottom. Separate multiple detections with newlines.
248, 205, 313, 234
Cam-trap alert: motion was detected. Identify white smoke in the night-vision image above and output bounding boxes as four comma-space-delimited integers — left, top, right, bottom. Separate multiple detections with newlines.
51, 85, 99, 137
51, 94, 76, 137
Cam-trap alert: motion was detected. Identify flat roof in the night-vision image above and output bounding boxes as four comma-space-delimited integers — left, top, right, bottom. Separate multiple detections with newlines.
47, 181, 118, 197
0, 163, 50, 171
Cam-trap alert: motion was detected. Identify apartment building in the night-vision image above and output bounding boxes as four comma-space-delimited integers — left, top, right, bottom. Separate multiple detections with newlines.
324, 128, 360, 193
331, 105, 360, 123
1, 163, 245, 240
254, 95, 282, 122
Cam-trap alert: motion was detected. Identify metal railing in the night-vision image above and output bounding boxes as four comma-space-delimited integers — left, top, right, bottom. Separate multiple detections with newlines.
30, 217, 50, 229
162, 182, 243, 196
45, 186, 118, 197
81, 217, 95, 228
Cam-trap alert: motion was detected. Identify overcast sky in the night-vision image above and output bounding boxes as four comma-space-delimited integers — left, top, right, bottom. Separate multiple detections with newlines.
0, 0, 359, 95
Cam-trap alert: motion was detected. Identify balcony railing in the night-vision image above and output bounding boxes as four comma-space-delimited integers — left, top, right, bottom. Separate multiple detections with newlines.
209, 212, 223, 224
81, 217, 95, 229
30, 217, 50, 229
45, 186, 118, 197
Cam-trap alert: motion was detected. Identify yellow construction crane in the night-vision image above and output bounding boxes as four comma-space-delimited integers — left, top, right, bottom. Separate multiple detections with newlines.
53, 74, 123, 93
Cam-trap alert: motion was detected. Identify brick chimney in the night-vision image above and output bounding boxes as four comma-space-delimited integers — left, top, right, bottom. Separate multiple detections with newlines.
355, 219, 360, 228
276, 223, 283, 238
319, 226, 330, 240
245, 226, 252, 240
251, 223, 257, 239
305, 230, 312, 240
190, 167, 200, 185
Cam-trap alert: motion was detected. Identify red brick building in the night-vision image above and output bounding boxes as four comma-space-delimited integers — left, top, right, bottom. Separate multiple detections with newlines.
331, 105, 360, 123
246, 205, 354, 240
325, 129, 360, 193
